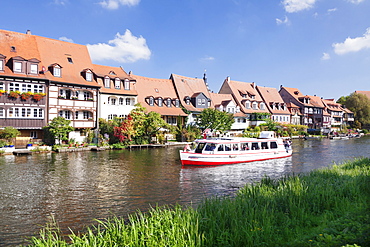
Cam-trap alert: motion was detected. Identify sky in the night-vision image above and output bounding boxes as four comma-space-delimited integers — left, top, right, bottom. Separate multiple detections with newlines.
2, 0, 370, 100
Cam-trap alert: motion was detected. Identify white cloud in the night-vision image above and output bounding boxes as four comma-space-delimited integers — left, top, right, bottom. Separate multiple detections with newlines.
333, 28, 370, 55
276, 16, 290, 25
87, 29, 151, 63
201, 56, 215, 61
321, 52, 330, 60
53, 0, 68, 5
327, 8, 337, 13
59, 36, 74, 43
281, 0, 316, 13
99, 0, 140, 10
347, 0, 364, 4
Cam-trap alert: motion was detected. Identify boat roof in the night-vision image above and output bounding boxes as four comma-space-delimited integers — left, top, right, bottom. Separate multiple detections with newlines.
194, 137, 279, 144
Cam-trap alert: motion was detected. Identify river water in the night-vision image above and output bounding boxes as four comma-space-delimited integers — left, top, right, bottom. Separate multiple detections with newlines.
1, 136, 370, 246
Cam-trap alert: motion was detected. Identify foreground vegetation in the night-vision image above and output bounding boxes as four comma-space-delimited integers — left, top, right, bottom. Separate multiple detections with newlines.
27, 158, 370, 246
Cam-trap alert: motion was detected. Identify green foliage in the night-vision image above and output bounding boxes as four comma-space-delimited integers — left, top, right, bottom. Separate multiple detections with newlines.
44, 117, 74, 145
0, 126, 21, 141
99, 117, 121, 144
252, 112, 271, 120
259, 118, 278, 131
345, 93, 370, 127
28, 158, 370, 247
196, 108, 234, 133
0, 139, 7, 147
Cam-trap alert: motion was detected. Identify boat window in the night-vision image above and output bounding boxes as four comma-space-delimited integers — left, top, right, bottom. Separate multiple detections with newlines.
261, 142, 269, 149
204, 143, 216, 151
270, 142, 278, 149
224, 144, 232, 151
251, 142, 260, 150
241, 143, 249, 150
232, 144, 239, 151
195, 143, 206, 153
218, 144, 224, 151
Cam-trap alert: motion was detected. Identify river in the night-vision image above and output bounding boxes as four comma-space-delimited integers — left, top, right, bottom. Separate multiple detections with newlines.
1, 136, 370, 246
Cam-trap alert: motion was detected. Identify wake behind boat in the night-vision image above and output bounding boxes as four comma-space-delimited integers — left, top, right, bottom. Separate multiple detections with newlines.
180, 131, 292, 166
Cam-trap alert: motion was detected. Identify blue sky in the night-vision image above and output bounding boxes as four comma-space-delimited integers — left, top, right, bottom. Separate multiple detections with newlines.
2, 0, 370, 100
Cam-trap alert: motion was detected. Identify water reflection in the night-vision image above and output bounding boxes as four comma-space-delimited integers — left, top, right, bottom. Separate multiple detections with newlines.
1, 136, 370, 246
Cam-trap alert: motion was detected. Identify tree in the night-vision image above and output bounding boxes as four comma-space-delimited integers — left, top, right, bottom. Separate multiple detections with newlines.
344, 93, 370, 128
0, 127, 20, 144
141, 111, 169, 143
259, 118, 278, 131
113, 115, 135, 143
196, 108, 234, 133
45, 117, 74, 144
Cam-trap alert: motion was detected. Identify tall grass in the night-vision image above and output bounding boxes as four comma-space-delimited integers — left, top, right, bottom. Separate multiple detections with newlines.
27, 158, 370, 247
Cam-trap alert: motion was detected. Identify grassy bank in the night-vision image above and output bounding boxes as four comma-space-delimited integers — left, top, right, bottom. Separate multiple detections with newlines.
27, 158, 370, 246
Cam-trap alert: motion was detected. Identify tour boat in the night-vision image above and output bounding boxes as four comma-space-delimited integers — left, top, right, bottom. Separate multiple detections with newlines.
179, 131, 292, 166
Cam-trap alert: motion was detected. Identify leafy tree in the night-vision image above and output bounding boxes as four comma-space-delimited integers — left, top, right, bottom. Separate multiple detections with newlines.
99, 117, 121, 144
45, 117, 74, 144
259, 118, 278, 131
196, 108, 234, 133
141, 111, 169, 143
113, 115, 135, 143
344, 93, 370, 128
0, 126, 20, 141
337, 95, 349, 105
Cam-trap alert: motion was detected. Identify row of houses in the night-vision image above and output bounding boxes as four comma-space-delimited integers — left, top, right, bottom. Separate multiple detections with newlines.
0, 29, 355, 144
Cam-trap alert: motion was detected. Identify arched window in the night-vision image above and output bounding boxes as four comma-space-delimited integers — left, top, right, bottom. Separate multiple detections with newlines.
59, 110, 71, 119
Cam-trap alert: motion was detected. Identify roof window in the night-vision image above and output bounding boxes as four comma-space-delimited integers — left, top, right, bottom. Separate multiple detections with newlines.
67, 57, 73, 64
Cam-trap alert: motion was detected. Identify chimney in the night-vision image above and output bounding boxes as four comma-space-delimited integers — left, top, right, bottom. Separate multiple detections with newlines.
26, 30, 31, 35
252, 82, 255, 89
226, 76, 230, 83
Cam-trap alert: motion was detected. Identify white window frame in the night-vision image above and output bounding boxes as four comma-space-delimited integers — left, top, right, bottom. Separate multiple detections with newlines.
125, 98, 131, 105
104, 77, 110, 88
86, 71, 92, 82
30, 64, 38, 74
14, 62, 22, 73
115, 78, 121, 89
124, 79, 130, 90
0, 60, 4, 71
54, 66, 61, 77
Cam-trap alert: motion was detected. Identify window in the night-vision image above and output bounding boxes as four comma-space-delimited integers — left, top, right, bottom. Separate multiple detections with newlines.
7, 107, 43, 118
202, 99, 206, 105
185, 98, 190, 105
175, 99, 180, 107
119, 98, 124, 105
0, 60, 3, 71
111, 98, 116, 105
0, 108, 4, 118
167, 98, 172, 107
245, 101, 251, 109
252, 102, 258, 110
14, 62, 22, 73
158, 98, 163, 107
67, 57, 73, 64
260, 103, 265, 110
125, 98, 131, 105
75, 111, 79, 119
115, 78, 121, 89
84, 91, 91, 100
124, 79, 130, 90
83, 111, 91, 119
59, 110, 71, 119
9, 83, 20, 92
30, 131, 37, 139
86, 71, 92, 81
54, 66, 61, 77
30, 64, 38, 74
149, 97, 154, 106
104, 77, 110, 88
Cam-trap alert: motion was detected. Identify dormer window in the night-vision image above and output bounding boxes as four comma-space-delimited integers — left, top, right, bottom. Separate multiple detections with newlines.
104, 77, 110, 88
166, 98, 172, 107
245, 100, 251, 109
0, 54, 6, 72
67, 57, 73, 64
30, 64, 38, 74
158, 98, 163, 107
149, 97, 154, 106
124, 79, 130, 90
185, 97, 190, 105
175, 99, 180, 107
252, 102, 258, 110
260, 102, 265, 110
14, 62, 22, 73
115, 78, 121, 89
86, 71, 93, 81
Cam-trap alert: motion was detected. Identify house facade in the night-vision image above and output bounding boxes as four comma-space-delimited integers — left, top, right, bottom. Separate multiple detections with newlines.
92, 65, 137, 120
218, 77, 270, 127
170, 73, 213, 126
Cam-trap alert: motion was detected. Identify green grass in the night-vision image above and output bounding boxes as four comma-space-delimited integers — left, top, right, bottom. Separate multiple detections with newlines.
26, 158, 370, 246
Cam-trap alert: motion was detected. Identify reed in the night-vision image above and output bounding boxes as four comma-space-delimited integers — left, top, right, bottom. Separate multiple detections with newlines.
27, 158, 370, 247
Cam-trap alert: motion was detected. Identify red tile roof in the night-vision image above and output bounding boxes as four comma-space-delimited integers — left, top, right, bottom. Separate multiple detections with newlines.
256, 86, 291, 115
171, 73, 214, 112
131, 74, 187, 116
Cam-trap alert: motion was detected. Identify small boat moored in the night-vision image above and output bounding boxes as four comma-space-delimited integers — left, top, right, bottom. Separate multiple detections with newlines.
180, 131, 292, 166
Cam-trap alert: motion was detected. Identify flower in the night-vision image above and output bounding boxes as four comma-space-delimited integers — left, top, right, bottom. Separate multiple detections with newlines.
8, 91, 20, 99
21, 92, 33, 100
0, 89, 6, 96
33, 93, 46, 101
